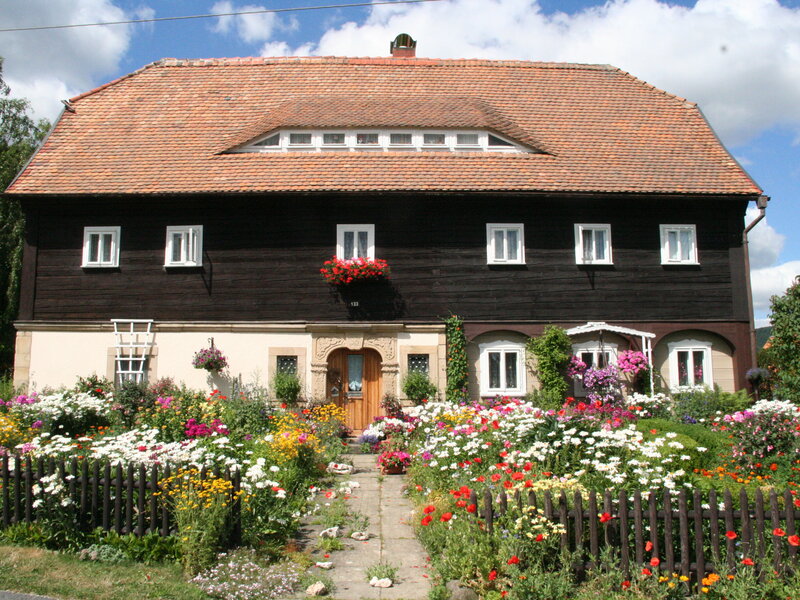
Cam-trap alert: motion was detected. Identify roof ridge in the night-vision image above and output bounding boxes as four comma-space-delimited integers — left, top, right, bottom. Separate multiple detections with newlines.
154, 56, 615, 70
607, 65, 696, 107
69, 61, 162, 103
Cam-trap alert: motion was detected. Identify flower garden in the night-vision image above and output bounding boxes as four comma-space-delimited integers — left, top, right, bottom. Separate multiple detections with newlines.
0, 375, 351, 597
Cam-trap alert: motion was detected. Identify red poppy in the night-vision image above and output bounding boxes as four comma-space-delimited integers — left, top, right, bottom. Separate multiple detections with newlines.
466, 504, 477, 513
507, 555, 520, 565
770, 463, 778, 471
599, 512, 613, 523
503, 481, 513, 489
488, 570, 497, 581
725, 531, 737, 540
491, 473, 502, 482
621, 580, 631, 590
641, 568, 652, 576
423, 505, 436, 514
645, 541, 653, 552
421, 516, 433, 526
774, 528, 786, 537
650, 557, 660, 567
742, 558, 755, 566
789, 535, 800, 547
440, 512, 453, 522
794, 499, 800, 508
456, 500, 467, 508
535, 533, 544, 542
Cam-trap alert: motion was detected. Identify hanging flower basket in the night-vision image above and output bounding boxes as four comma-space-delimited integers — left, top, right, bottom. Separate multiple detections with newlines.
192, 346, 228, 372
320, 256, 390, 286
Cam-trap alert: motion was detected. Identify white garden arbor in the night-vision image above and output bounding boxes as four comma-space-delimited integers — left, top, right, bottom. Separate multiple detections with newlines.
565, 321, 656, 393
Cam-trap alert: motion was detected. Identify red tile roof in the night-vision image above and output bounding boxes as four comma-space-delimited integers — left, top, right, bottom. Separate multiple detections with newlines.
7, 57, 761, 196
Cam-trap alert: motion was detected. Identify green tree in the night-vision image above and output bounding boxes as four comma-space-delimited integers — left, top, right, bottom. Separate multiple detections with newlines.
0, 57, 50, 372
767, 277, 800, 401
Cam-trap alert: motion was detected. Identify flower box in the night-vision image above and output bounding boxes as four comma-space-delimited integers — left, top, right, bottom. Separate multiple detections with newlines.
320, 256, 390, 286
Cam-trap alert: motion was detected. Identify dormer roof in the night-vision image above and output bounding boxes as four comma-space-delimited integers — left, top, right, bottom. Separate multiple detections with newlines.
6, 56, 761, 196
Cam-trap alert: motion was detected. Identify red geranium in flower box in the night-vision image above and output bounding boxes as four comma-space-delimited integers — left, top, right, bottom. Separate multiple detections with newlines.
320, 256, 391, 285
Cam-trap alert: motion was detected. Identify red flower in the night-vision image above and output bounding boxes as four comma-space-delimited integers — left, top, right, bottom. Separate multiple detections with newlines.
488, 570, 497, 581
645, 541, 653, 552
650, 557, 660, 567
599, 512, 613, 523
491, 473, 502, 482
725, 531, 737, 540
789, 535, 800, 547
535, 533, 544, 542
440, 512, 453, 522
641, 568, 652, 576
466, 504, 477, 513
770, 463, 778, 471
621, 580, 631, 590
456, 500, 467, 508
137, 445, 147, 452
794, 498, 800, 508
774, 528, 786, 537
421, 516, 433, 526
507, 555, 520, 565
503, 480, 513, 489
742, 558, 755, 566
423, 505, 436, 514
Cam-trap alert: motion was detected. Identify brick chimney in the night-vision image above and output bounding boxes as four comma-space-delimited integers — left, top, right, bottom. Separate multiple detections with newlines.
390, 33, 416, 57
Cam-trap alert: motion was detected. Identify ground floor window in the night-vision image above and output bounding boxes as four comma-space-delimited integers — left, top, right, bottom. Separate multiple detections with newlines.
407, 353, 429, 374
571, 341, 617, 397
479, 340, 525, 396
667, 340, 712, 388
276, 355, 298, 374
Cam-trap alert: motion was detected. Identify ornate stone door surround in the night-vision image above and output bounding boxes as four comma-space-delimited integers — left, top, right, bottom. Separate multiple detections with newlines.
310, 325, 400, 402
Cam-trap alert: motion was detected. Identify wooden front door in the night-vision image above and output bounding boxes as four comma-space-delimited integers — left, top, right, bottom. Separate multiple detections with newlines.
326, 348, 382, 433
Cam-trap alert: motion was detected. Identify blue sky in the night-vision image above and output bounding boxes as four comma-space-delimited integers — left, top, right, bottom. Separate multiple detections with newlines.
1, 0, 798, 325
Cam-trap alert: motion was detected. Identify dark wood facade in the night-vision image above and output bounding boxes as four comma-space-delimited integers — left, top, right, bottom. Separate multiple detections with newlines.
19, 192, 751, 325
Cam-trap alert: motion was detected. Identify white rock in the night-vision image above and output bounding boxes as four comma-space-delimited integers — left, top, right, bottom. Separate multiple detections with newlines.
327, 462, 354, 474
351, 531, 370, 541
319, 526, 340, 538
315, 561, 334, 569
369, 577, 393, 588
306, 581, 328, 596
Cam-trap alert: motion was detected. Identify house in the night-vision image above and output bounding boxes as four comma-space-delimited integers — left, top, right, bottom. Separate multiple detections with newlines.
5, 36, 763, 430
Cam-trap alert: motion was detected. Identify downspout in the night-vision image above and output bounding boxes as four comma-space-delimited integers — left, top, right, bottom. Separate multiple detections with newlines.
743, 194, 770, 368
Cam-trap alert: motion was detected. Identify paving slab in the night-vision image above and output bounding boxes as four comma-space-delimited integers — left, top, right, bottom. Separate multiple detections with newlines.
301, 453, 432, 599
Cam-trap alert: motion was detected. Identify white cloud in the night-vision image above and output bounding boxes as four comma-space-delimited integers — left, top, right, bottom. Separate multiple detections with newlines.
1, 0, 135, 122
211, 1, 278, 44
745, 206, 785, 270
751, 260, 800, 315
289, 0, 800, 148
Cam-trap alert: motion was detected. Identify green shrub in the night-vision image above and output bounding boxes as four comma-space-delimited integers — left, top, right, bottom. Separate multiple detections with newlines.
670, 385, 750, 422
95, 531, 181, 563
524, 388, 564, 411
637, 418, 730, 472
113, 380, 155, 427
527, 326, 572, 397
445, 315, 469, 402
271, 370, 302, 405
402, 371, 438, 404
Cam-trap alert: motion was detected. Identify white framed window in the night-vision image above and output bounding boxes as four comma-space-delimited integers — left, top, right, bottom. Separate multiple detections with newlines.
574, 224, 612, 265
479, 339, 525, 396
336, 224, 375, 259
165, 225, 203, 267
82, 226, 120, 268
571, 341, 618, 397
668, 340, 712, 388
486, 223, 525, 265
660, 224, 698, 265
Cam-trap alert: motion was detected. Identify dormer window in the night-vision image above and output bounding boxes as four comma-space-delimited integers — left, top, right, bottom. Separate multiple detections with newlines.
239, 129, 527, 153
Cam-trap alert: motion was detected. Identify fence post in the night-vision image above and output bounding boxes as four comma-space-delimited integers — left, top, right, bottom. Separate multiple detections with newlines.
725, 489, 737, 572
693, 490, 705, 585
114, 465, 123, 533
648, 492, 659, 561
24, 459, 33, 523
574, 491, 585, 580
588, 491, 599, 567
231, 469, 242, 546
137, 464, 146, 537
619, 490, 630, 575
483, 489, 493, 535
149, 465, 159, 534
678, 490, 690, 579
1, 455, 9, 528
709, 489, 720, 570
785, 490, 797, 561
740, 488, 753, 562
663, 489, 675, 575
769, 490, 782, 574
633, 491, 644, 566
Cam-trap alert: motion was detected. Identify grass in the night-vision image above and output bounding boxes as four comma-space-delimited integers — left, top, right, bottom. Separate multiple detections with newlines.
0, 545, 209, 600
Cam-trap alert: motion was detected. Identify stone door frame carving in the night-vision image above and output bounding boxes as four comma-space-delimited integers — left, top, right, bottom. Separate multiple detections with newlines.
310, 332, 399, 401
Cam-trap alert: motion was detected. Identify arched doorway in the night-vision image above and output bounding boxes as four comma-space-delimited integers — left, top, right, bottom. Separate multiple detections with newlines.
326, 348, 382, 432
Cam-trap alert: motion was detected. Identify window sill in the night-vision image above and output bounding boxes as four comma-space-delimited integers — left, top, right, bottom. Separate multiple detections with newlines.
82, 265, 120, 270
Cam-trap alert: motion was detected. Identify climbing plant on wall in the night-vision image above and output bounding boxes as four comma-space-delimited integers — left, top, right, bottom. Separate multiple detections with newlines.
526, 325, 572, 397
444, 315, 469, 402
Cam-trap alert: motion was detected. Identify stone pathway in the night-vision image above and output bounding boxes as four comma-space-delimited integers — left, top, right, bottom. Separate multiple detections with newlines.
300, 453, 432, 599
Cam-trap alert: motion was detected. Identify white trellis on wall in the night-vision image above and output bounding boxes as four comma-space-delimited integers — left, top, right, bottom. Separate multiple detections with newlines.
112, 319, 154, 385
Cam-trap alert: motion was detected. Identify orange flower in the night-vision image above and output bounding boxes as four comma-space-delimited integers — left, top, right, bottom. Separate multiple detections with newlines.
645, 541, 653, 552
789, 535, 800, 547
725, 531, 737, 540
650, 557, 660, 567
774, 528, 786, 537
742, 558, 754, 566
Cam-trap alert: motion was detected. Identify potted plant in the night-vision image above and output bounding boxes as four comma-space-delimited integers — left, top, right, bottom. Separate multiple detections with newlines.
320, 256, 390, 286
192, 345, 228, 373
377, 449, 412, 474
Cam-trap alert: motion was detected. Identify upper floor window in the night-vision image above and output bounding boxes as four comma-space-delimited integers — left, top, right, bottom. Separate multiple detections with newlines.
479, 339, 525, 396
82, 226, 120, 268
240, 129, 526, 153
165, 226, 203, 267
336, 224, 375, 259
574, 224, 612, 265
667, 339, 712, 389
660, 224, 698, 265
486, 223, 525, 265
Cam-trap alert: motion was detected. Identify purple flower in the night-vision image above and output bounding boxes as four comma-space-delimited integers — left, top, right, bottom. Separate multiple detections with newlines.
31, 420, 43, 429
